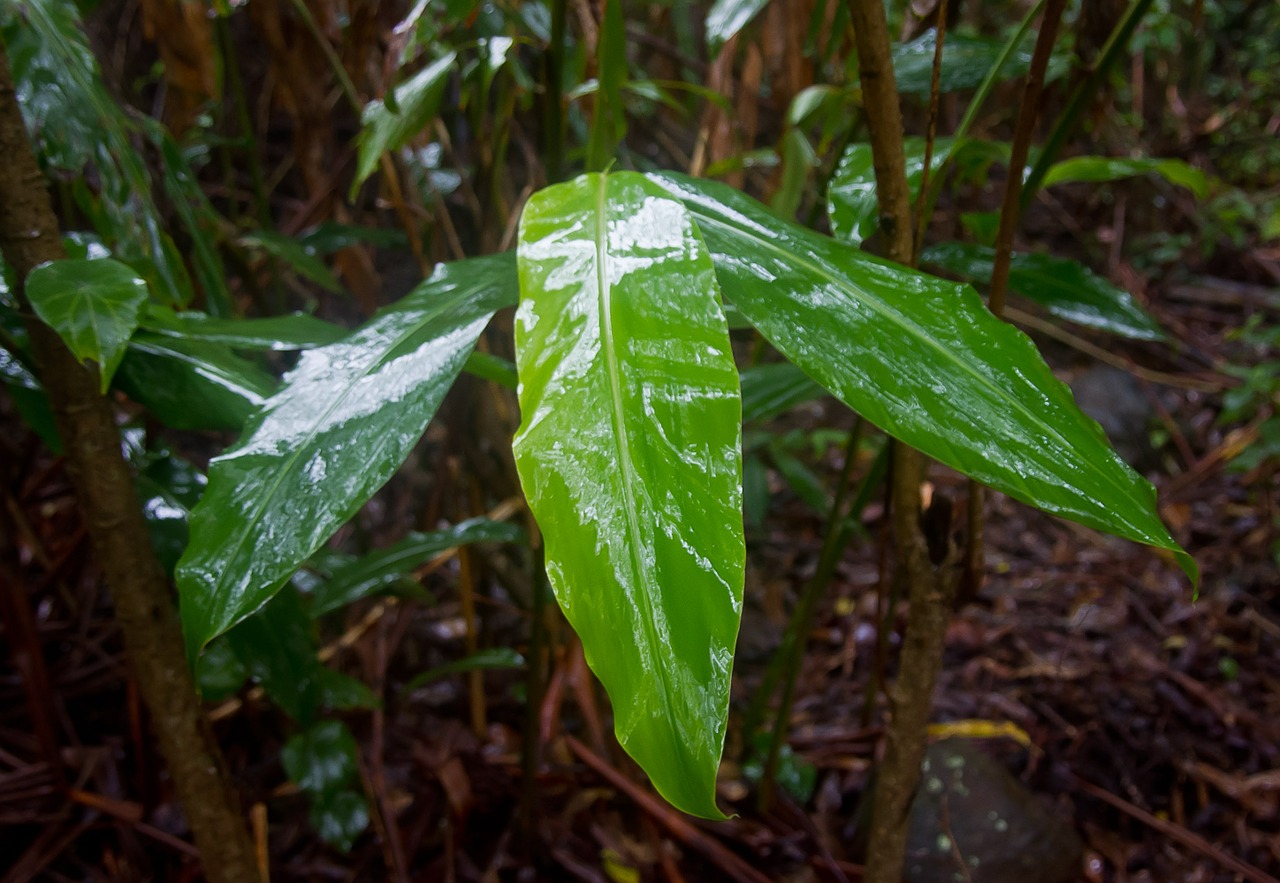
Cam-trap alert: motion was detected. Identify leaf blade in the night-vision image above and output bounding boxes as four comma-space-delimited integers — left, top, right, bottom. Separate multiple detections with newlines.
514, 172, 744, 818
177, 253, 518, 657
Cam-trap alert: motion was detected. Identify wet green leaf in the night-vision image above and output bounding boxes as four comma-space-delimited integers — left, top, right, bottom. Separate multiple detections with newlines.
195, 638, 247, 702
1043, 155, 1209, 199
141, 307, 348, 351
116, 333, 278, 431
514, 172, 744, 819
740, 362, 828, 424
310, 518, 525, 616
282, 719, 361, 796
308, 789, 369, 853
353, 52, 457, 195
177, 253, 517, 658
25, 258, 149, 391
649, 171, 1195, 584
891, 29, 1070, 96
828, 138, 960, 246
921, 242, 1168, 340
706, 0, 771, 55
587, 0, 627, 170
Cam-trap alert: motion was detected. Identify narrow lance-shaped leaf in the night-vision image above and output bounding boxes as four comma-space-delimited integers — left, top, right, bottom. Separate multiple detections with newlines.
649, 171, 1196, 583
177, 253, 518, 658
514, 172, 744, 819
921, 242, 1168, 341
828, 138, 961, 246
25, 258, 149, 392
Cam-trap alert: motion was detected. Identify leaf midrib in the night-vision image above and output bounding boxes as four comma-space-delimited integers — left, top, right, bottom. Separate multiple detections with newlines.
593, 174, 679, 730
687, 203, 1149, 525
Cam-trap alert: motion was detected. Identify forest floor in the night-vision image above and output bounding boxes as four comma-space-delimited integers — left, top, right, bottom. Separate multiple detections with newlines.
2, 246, 1278, 882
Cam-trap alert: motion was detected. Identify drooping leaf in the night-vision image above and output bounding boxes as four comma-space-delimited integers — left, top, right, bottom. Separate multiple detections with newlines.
705, 0, 771, 55
353, 52, 457, 195
921, 242, 1168, 341
1042, 155, 1209, 199
177, 253, 517, 658
25, 258, 149, 391
282, 719, 370, 851
141, 307, 347, 351
0, 345, 60, 451
115, 333, 278, 431
309, 517, 525, 616
514, 172, 744, 819
891, 28, 1071, 96
648, 171, 1195, 583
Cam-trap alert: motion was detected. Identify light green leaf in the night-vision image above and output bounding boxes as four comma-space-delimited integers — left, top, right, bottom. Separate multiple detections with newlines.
26, 258, 149, 391
353, 52, 457, 195
706, 0, 771, 55
177, 253, 517, 659
921, 242, 1168, 340
514, 172, 744, 819
1042, 155, 1210, 199
115, 334, 278, 431
649, 171, 1195, 584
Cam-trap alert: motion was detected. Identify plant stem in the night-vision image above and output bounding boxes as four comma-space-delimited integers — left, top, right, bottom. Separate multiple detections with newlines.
543, 0, 568, 184
758, 420, 863, 811
964, 0, 1069, 602
846, 0, 956, 879
0, 45, 259, 883
1020, 0, 1157, 211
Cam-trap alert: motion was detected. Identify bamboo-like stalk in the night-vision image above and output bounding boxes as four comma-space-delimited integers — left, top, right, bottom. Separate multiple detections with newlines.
0, 44, 259, 883
845, 1, 956, 879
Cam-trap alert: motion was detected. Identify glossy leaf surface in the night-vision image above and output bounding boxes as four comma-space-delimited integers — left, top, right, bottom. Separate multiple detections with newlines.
26, 258, 148, 391
828, 138, 959, 246
921, 242, 1168, 340
705, 0, 770, 54
310, 518, 525, 617
891, 29, 1069, 95
740, 362, 828, 424
115, 334, 278, 431
353, 52, 457, 194
1042, 155, 1209, 199
141, 307, 347, 351
648, 172, 1195, 583
514, 172, 744, 819
178, 253, 517, 658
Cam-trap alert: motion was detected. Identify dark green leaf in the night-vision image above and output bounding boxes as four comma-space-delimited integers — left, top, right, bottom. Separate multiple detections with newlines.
514, 172, 744, 819
116, 333, 278, 431
308, 789, 369, 853
299, 222, 409, 253
891, 29, 1070, 96
25, 258, 148, 391
587, 0, 627, 170
310, 518, 525, 616
226, 587, 323, 723
649, 171, 1195, 584
921, 242, 1168, 340
740, 362, 828, 424
282, 719, 361, 796
403, 648, 526, 692
177, 253, 517, 657
353, 52, 457, 194
141, 307, 348, 351
195, 638, 247, 702
240, 231, 342, 295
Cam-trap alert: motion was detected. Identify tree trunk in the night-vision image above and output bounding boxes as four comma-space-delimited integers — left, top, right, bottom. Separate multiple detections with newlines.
0, 41, 260, 883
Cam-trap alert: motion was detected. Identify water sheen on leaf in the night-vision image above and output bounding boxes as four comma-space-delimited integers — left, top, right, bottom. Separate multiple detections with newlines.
177, 253, 517, 658
648, 171, 1195, 584
514, 172, 744, 819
